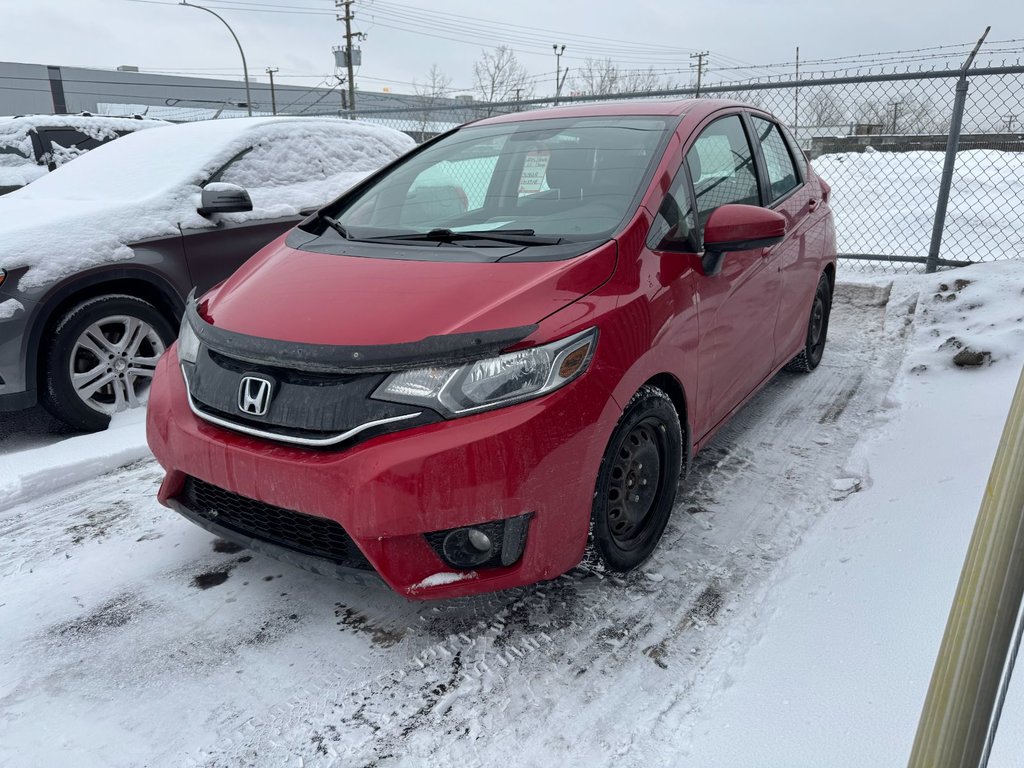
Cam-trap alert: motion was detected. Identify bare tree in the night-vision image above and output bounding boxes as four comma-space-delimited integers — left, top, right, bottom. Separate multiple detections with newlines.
473, 46, 533, 109
573, 58, 662, 96
413, 64, 453, 140
805, 88, 848, 127
574, 57, 620, 96
857, 95, 945, 134
900, 96, 947, 134
856, 98, 894, 132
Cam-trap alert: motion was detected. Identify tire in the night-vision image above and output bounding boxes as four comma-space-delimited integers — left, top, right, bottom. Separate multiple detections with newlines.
785, 272, 833, 374
589, 385, 683, 573
41, 295, 175, 432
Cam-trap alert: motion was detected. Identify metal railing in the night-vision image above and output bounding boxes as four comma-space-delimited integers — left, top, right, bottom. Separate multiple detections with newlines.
909, 363, 1024, 767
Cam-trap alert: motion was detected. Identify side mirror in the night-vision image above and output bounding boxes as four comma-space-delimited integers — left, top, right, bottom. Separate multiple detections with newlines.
198, 182, 253, 217
702, 204, 787, 276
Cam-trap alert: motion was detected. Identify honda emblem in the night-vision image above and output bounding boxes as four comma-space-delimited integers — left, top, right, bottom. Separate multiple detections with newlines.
238, 376, 273, 417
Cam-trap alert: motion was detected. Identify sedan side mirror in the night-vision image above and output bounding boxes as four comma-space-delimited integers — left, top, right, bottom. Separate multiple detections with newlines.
702, 204, 787, 276
198, 182, 253, 217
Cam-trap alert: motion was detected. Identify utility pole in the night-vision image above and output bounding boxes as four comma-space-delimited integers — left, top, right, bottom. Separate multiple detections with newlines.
553, 44, 566, 105
890, 99, 902, 134
335, 0, 365, 115
265, 67, 278, 115
690, 51, 709, 97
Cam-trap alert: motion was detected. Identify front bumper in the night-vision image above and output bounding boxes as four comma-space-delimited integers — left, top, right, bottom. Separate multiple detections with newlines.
146, 352, 617, 599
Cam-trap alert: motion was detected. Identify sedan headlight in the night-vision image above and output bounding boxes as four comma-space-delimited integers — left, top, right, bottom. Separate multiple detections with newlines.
373, 327, 597, 417
177, 315, 201, 365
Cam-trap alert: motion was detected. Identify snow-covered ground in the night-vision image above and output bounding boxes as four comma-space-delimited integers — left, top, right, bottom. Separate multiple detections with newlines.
815, 149, 1024, 264
0, 262, 1022, 767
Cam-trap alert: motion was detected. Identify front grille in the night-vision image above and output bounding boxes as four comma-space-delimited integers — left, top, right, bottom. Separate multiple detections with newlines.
180, 476, 372, 570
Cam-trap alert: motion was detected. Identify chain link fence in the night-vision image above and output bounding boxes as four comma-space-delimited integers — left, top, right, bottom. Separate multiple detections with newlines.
292, 62, 1023, 274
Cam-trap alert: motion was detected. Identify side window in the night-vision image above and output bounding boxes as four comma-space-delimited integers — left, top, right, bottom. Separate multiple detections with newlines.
751, 116, 800, 202
686, 115, 760, 231
39, 128, 105, 167
647, 165, 698, 252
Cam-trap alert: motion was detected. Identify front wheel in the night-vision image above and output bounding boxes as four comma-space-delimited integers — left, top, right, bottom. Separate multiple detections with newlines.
41, 295, 175, 431
785, 272, 833, 373
589, 385, 683, 573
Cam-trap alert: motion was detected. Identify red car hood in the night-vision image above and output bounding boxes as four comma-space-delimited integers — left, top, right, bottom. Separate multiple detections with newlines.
200, 237, 617, 346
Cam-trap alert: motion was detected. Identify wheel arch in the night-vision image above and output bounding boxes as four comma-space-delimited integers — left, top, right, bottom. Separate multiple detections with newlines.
27, 268, 185, 393
823, 261, 836, 294
641, 372, 692, 476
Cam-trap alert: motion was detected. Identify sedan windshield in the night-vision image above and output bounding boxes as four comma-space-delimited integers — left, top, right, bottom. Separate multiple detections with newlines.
329, 115, 673, 243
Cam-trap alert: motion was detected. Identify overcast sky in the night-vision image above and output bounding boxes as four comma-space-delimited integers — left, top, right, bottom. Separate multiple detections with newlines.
3, 0, 1020, 97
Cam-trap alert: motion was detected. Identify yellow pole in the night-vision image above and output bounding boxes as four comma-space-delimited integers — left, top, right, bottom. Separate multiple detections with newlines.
909, 363, 1024, 767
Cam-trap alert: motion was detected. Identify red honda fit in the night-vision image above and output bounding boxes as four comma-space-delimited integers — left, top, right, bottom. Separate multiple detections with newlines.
147, 99, 836, 599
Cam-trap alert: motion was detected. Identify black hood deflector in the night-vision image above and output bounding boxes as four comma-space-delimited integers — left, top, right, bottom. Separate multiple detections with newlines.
186, 293, 537, 374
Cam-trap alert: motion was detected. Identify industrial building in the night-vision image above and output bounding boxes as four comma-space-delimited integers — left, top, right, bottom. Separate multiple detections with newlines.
0, 60, 427, 121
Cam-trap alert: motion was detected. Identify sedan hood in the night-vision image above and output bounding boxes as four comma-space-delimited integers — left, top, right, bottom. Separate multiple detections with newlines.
199, 236, 617, 346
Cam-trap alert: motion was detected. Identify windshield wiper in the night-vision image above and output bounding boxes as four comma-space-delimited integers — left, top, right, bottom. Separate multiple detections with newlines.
319, 212, 351, 240
367, 228, 561, 247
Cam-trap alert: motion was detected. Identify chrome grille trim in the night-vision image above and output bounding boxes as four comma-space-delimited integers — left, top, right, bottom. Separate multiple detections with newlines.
181, 365, 421, 447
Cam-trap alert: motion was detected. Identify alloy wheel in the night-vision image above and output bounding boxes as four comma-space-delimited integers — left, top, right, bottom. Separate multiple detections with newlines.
68, 315, 166, 414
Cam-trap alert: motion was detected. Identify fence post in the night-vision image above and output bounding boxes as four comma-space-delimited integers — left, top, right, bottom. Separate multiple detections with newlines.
925, 27, 989, 273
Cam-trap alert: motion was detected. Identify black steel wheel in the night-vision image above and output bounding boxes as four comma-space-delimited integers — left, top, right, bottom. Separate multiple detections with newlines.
590, 385, 683, 572
785, 272, 833, 373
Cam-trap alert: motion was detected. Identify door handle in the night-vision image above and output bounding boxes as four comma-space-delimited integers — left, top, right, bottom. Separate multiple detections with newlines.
808, 198, 820, 212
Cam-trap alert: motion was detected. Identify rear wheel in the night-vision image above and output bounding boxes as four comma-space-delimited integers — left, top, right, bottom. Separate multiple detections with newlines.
589, 385, 683, 572
785, 272, 832, 373
41, 295, 174, 432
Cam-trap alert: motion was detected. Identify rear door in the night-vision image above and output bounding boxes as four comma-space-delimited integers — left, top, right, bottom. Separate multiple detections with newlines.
746, 114, 817, 366
687, 113, 783, 435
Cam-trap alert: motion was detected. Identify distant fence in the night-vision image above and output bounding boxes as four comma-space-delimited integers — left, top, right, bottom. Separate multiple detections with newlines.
166, 53, 1017, 274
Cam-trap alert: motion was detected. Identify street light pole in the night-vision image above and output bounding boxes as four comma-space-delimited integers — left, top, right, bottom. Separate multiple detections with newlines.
180, 1, 253, 116
553, 44, 566, 105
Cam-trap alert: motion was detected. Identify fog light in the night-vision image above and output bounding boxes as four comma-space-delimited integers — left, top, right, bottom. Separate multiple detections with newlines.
467, 528, 491, 552
442, 527, 495, 568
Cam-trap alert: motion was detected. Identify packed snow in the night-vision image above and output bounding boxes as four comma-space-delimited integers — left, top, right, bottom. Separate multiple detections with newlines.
0, 117, 415, 289
2, 260, 1022, 766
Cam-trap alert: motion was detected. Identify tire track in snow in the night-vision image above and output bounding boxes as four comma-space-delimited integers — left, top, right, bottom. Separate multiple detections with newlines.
0, 282, 913, 768
192, 283, 913, 768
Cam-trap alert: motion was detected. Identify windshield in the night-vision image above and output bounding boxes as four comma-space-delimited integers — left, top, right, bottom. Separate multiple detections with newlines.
327, 115, 673, 243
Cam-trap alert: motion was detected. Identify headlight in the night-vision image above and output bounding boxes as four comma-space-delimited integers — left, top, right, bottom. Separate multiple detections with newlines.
177, 315, 201, 365
373, 327, 597, 417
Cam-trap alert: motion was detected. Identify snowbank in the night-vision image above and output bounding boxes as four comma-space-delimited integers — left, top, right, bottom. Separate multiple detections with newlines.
0, 408, 149, 512
685, 260, 1024, 766
814, 149, 1024, 262
0, 117, 415, 289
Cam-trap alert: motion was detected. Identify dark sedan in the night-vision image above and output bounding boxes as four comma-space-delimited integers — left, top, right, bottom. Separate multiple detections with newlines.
0, 116, 415, 430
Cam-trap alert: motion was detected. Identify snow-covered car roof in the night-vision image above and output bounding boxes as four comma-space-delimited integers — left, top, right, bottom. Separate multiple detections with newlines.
0, 114, 171, 191
0, 114, 169, 157
1, 116, 416, 289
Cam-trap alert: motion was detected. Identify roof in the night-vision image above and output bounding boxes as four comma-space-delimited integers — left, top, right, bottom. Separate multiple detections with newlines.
472, 98, 754, 126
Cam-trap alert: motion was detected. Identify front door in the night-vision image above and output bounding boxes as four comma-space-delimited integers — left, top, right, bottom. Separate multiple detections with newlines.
688, 114, 783, 437
181, 216, 300, 294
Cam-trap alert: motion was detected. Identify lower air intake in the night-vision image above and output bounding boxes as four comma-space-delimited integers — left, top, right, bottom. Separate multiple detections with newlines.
179, 476, 371, 571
